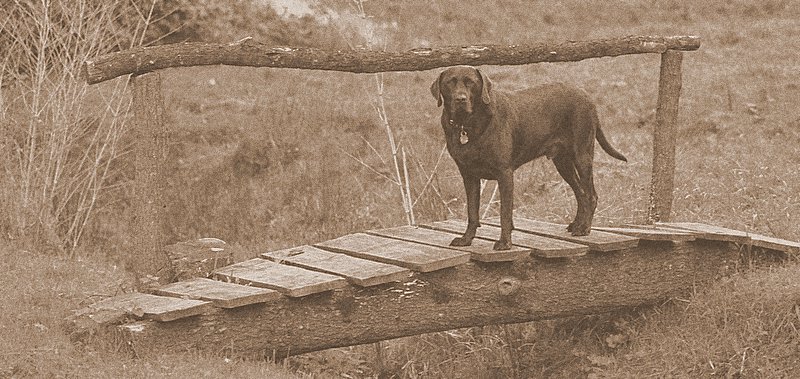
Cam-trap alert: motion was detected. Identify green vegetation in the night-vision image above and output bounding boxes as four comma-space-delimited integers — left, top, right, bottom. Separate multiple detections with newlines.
1, 0, 799, 377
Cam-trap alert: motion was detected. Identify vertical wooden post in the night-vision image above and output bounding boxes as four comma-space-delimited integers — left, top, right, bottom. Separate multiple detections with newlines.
647, 50, 683, 223
131, 72, 170, 276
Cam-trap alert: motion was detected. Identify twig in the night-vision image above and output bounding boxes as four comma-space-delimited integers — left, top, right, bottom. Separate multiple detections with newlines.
482, 182, 499, 219
412, 143, 447, 207
360, 135, 386, 166
339, 148, 399, 185
402, 146, 415, 225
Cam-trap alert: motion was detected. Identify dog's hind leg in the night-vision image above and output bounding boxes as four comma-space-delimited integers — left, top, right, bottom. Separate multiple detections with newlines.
552, 154, 586, 234
572, 151, 597, 236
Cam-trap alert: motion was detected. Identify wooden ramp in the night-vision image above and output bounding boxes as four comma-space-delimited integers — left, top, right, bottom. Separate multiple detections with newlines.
69, 218, 799, 357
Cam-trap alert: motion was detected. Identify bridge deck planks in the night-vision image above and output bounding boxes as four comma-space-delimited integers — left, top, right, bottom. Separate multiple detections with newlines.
88, 292, 213, 322
315, 233, 470, 272
424, 219, 588, 258
154, 278, 281, 308
74, 218, 800, 329
593, 226, 697, 241
657, 222, 752, 244
213, 258, 348, 297
660, 222, 800, 254
368, 225, 531, 262
748, 234, 800, 254
490, 217, 639, 251
261, 245, 411, 286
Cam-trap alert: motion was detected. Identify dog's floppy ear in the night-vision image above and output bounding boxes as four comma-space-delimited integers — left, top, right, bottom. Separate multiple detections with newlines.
476, 68, 492, 105
430, 72, 443, 107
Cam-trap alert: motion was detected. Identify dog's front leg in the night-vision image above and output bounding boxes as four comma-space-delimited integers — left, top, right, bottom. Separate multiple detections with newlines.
451, 174, 481, 246
494, 169, 514, 250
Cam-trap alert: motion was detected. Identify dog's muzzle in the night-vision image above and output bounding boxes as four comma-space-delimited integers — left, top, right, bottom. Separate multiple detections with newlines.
452, 95, 472, 115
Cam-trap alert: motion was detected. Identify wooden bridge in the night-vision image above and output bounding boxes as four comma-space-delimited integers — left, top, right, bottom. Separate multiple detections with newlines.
70, 218, 799, 357
68, 34, 800, 358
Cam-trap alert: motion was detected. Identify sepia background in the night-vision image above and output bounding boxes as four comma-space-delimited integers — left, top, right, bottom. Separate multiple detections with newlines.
1, 0, 798, 377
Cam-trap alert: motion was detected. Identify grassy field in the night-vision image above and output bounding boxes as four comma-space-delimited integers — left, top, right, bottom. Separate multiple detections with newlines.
2, 0, 800, 377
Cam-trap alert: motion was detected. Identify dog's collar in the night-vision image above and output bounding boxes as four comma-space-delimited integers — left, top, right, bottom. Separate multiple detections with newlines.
448, 119, 469, 145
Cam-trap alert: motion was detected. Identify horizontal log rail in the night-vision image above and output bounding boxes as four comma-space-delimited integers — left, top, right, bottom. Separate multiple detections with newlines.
83, 35, 700, 84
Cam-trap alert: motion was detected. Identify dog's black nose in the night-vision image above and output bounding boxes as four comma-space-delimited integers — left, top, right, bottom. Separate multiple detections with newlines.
455, 94, 468, 102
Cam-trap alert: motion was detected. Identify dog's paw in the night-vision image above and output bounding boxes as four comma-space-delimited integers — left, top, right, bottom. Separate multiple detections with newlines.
570, 227, 590, 236
493, 240, 512, 251
450, 237, 472, 247
567, 221, 591, 236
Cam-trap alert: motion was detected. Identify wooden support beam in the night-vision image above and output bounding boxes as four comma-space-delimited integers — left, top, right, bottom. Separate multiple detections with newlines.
647, 50, 684, 223
83, 35, 701, 84
88, 240, 738, 358
130, 72, 171, 276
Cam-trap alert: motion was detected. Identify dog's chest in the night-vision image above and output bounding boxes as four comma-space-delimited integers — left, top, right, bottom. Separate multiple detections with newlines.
445, 133, 508, 179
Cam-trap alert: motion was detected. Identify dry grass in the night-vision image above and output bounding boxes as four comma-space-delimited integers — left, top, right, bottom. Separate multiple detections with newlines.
601, 263, 800, 378
2, 0, 800, 377
0, 242, 304, 377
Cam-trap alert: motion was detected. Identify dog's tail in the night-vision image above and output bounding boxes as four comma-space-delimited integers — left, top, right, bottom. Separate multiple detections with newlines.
595, 126, 628, 162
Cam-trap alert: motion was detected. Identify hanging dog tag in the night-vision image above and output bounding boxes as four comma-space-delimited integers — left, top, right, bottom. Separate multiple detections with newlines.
459, 130, 469, 145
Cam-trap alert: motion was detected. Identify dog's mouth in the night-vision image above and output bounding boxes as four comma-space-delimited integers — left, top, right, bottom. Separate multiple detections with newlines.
450, 101, 473, 119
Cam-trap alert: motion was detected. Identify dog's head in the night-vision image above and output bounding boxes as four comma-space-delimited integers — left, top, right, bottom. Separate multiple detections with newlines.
430, 66, 492, 117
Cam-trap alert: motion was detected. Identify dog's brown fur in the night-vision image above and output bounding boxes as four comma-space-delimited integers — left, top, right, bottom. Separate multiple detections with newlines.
431, 66, 627, 250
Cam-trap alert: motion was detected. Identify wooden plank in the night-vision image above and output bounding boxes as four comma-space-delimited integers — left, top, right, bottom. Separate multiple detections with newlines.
593, 226, 696, 242
748, 234, 800, 254
89, 292, 212, 322
424, 219, 588, 258
314, 233, 470, 272
623, 223, 705, 235
657, 222, 752, 244
154, 278, 281, 308
213, 258, 348, 297
261, 245, 411, 286
368, 225, 531, 262
659, 222, 800, 253
487, 217, 639, 252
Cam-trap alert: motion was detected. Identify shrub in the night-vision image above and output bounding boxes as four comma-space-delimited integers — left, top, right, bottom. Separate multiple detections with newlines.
0, 0, 147, 252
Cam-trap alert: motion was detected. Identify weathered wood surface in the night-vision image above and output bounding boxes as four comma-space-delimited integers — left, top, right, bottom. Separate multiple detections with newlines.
424, 219, 588, 258
315, 233, 470, 272
660, 222, 800, 254
154, 278, 280, 308
593, 226, 696, 242
261, 245, 411, 286
748, 234, 800, 255
369, 225, 531, 262
83, 35, 701, 84
213, 258, 348, 297
93, 240, 738, 357
83, 292, 212, 322
647, 50, 684, 223
658, 222, 752, 244
488, 218, 639, 251
130, 72, 171, 276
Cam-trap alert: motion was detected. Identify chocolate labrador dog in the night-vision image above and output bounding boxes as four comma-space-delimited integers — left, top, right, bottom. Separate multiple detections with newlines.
431, 66, 627, 250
